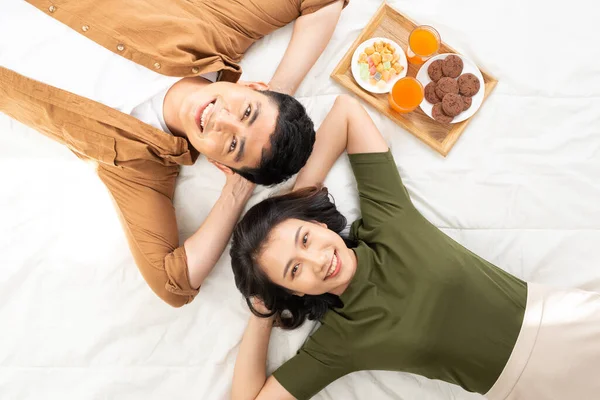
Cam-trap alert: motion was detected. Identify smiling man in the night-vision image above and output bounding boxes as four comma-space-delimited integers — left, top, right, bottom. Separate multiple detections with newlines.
0, 0, 347, 307
162, 80, 310, 184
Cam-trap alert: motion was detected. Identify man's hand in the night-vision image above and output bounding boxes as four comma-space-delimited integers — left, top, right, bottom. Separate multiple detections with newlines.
223, 170, 256, 204
183, 166, 255, 289
209, 159, 256, 203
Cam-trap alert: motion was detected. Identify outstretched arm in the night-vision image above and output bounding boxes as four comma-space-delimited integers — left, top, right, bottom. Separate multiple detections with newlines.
294, 95, 388, 190
269, 0, 345, 95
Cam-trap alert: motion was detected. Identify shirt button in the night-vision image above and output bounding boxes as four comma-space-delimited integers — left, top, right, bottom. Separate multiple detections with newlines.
116, 44, 125, 52
48, 5, 56, 12
153, 62, 161, 70
82, 25, 90, 32
191, 67, 200, 74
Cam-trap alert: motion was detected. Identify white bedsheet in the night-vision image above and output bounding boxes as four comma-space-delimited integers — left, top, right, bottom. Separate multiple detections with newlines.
1, 0, 600, 399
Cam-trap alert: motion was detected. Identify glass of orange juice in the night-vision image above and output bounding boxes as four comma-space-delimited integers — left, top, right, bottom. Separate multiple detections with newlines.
406, 25, 441, 65
388, 77, 424, 113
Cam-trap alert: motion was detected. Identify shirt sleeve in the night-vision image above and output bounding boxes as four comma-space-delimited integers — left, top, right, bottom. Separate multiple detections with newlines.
0, 66, 199, 308
272, 328, 352, 400
348, 151, 415, 234
97, 165, 199, 307
298, 0, 350, 15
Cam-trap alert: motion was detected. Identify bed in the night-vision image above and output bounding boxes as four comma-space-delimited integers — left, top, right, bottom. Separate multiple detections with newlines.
1, 0, 599, 398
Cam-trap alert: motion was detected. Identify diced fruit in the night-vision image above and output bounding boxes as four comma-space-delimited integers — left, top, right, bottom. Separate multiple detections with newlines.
371, 52, 382, 65
392, 52, 400, 63
376, 63, 384, 73
382, 53, 393, 63
358, 52, 367, 63
359, 63, 369, 80
365, 46, 375, 55
383, 61, 391, 70
382, 70, 390, 81
369, 66, 376, 75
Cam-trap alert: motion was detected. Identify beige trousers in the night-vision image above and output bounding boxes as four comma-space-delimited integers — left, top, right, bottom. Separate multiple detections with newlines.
485, 283, 600, 400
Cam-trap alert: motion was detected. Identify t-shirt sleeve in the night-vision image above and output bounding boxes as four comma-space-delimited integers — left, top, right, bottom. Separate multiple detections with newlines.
349, 150, 415, 233
272, 330, 351, 399
298, 0, 350, 15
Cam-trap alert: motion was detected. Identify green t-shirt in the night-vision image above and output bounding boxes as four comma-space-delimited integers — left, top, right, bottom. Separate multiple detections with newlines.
272, 151, 527, 399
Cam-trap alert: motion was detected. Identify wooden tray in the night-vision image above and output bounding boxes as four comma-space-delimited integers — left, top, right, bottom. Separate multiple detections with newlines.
331, 2, 498, 156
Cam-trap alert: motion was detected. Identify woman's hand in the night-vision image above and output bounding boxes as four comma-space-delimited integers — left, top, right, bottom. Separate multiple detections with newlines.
250, 297, 272, 316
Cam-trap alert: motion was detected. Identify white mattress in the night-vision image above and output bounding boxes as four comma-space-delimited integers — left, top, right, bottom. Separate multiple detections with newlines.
1, 0, 600, 399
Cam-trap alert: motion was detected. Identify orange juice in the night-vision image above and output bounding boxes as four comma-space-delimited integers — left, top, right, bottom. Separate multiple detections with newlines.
407, 26, 440, 65
388, 77, 424, 113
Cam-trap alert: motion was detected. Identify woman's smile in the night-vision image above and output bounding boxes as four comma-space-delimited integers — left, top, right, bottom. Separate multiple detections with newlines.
324, 250, 341, 280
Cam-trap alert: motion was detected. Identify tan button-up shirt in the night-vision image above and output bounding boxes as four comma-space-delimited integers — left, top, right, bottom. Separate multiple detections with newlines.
0, 0, 345, 307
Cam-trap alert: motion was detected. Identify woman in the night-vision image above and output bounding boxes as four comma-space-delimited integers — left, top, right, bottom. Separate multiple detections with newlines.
229, 95, 600, 400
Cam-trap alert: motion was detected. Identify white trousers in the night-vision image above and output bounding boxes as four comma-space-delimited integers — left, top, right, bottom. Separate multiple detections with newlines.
485, 283, 600, 400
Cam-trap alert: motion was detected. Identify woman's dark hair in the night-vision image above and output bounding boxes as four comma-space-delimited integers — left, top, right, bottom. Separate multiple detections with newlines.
230, 187, 356, 329
232, 90, 315, 186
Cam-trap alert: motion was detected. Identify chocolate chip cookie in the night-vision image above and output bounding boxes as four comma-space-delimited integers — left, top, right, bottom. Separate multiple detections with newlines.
442, 93, 464, 117
442, 55, 463, 78
435, 77, 459, 99
424, 82, 441, 104
432, 103, 453, 123
462, 96, 472, 111
427, 59, 444, 82
458, 73, 480, 97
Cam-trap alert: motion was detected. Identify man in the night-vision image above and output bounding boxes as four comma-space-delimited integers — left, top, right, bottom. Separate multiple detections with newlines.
0, 0, 347, 307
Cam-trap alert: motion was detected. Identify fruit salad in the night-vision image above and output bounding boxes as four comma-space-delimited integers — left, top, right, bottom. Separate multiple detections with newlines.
358, 40, 405, 89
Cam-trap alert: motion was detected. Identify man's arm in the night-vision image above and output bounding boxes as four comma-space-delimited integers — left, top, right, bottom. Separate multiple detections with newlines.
294, 95, 388, 190
268, 0, 345, 95
184, 173, 254, 289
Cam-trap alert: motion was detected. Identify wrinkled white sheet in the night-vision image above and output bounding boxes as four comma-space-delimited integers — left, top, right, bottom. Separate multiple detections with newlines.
1, 0, 600, 399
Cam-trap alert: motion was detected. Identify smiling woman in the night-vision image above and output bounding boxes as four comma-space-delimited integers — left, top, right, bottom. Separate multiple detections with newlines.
228, 96, 600, 400
231, 186, 355, 328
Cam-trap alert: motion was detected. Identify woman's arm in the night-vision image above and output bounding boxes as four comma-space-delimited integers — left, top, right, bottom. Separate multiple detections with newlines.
232, 312, 295, 400
268, 0, 345, 95
294, 95, 388, 190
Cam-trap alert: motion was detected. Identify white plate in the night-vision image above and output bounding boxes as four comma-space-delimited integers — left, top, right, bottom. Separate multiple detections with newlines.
351, 37, 408, 94
416, 53, 485, 123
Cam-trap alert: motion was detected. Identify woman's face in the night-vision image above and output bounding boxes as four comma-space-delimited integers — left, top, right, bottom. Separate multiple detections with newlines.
257, 219, 357, 296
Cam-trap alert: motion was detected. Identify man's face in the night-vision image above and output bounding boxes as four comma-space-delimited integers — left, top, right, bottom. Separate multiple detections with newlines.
179, 81, 278, 170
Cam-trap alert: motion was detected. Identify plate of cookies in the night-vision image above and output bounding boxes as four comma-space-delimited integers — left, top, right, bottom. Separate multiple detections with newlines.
416, 53, 484, 124
351, 37, 408, 94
